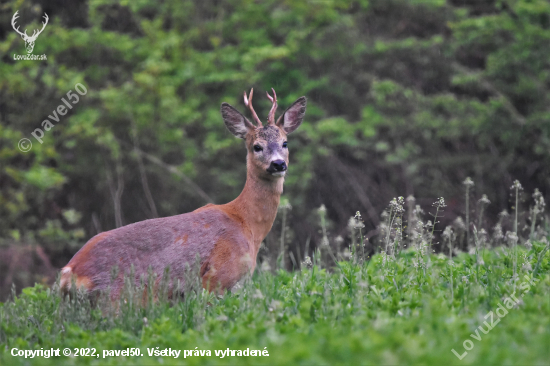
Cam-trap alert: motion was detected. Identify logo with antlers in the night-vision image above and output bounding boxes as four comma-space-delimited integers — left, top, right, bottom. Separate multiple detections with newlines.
11, 11, 49, 54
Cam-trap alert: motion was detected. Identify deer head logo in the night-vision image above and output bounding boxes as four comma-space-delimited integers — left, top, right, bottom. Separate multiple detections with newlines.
11, 11, 49, 54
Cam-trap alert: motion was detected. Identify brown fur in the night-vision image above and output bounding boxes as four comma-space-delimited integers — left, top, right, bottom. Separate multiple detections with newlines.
257, 126, 280, 142
60, 92, 306, 298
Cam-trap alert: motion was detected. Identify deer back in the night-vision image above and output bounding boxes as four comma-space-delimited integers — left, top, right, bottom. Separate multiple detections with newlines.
60, 205, 254, 296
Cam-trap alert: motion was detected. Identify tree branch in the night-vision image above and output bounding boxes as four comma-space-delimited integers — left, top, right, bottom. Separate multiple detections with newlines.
131, 146, 214, 204
131, 120, 159, 218
451, 62, 526, 126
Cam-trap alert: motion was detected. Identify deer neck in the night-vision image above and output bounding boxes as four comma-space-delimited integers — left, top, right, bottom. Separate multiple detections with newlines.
226, 169, 283, 251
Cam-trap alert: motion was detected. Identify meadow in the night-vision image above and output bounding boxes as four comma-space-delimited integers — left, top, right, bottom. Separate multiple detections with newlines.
1, 188, 549, 365
2, 2, 550, 363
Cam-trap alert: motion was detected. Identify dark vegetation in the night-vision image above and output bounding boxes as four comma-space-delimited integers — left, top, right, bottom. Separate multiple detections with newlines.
1, 1, 550, 364
1, 0, 549, 300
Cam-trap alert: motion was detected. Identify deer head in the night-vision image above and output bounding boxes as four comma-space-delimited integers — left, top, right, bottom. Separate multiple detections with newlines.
11, 11, 49, 53
221, 88, 307, 181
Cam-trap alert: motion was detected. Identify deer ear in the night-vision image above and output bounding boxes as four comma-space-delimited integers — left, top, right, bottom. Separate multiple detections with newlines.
221, 103, 254, 139
276, 97, 307, 134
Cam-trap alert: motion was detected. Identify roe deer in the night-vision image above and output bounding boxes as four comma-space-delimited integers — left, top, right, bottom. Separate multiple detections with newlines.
60, 89, 306, 297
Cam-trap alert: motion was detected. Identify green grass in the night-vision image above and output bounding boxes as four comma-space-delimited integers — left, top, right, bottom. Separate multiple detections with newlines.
1, 242, 549, 365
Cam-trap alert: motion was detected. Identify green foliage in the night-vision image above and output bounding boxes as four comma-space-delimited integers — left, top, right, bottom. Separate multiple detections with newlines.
1, 0, 550, 294
0, 245, 549, 365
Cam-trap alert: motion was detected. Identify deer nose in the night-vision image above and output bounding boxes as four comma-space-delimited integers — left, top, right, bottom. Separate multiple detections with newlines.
270, 160, 287, 172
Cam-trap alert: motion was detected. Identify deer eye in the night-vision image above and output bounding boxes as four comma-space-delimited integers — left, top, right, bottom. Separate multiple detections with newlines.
282, 141, 287, 148
253, 145, 263, 152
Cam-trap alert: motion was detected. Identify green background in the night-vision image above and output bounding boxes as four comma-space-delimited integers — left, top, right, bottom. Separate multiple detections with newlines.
1, 0, 549, 298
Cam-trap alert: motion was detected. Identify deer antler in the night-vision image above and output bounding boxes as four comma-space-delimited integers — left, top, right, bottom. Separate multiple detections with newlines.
11, 11, 48, 41
243, 88, 263, 127
11, 11, 28, 38
29, 13, 48, 41
266, 88, 278, 125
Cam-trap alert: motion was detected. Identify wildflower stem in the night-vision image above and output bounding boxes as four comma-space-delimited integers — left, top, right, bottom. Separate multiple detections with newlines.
427, 206, 439, 269
360, 227, 365, 265
473, 226, 480, 283
385, 207, 394, 257
511, 180, 522, 292
514, 184, 519, 291
466, 187, 470, 247
514, 185, 519, 235
450, 264, 454, 305
530, 210, 538, 241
